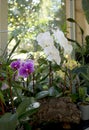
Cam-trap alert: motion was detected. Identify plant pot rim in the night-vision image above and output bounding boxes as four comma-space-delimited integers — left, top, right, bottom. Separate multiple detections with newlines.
78, 101, 89, 106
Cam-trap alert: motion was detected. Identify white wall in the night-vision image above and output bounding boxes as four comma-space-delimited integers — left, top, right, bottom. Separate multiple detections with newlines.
66, 0, 89, 44
0, 0, 8, 56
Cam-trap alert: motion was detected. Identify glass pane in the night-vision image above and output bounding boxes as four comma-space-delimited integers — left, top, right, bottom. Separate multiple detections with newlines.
8, 0, 66, 57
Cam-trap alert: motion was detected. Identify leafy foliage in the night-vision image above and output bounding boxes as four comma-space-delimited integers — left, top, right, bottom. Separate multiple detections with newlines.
8, 0, 66, 53
0, 113, 18, 130
67, 18, 89, 65
82, 0, 89, 24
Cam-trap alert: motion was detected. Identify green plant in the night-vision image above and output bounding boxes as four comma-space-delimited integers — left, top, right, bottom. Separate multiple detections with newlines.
33, 28, 74, 99
0, 97, 39, 130
67, 19, 89, 102
82, 0, 89, 24
67, 18, 89, 65
0, 38, 40, 130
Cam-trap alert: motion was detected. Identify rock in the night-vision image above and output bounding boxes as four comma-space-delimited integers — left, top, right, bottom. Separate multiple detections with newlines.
31, 97, 81, 126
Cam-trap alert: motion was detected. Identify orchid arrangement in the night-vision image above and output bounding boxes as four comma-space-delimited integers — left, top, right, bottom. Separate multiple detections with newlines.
0, 58, 35, 109
0, 26, 83, 130
34, 28, 76, 98
37, 28, 73, 66
0, 58, 40, 130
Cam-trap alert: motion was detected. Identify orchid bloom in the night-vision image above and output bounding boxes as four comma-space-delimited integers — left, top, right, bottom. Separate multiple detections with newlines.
44, 46, 61, 65
36, 28, 73, 66
10, 59, 34, 78
63, 44, 73, 55
53, 28, 73, 55
37, 31, 54, 49
10, 59, 21, 70
18, 60, 34, 78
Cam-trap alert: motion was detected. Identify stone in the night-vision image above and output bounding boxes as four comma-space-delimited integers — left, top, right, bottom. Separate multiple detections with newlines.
31, 97, 81, 126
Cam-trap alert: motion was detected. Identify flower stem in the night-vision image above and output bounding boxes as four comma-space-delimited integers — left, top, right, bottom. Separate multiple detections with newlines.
7, 69, 14, 112
69, 70, 72, 94
49, 62, 53, 87
0, 99, 5, 115
32, 73, 35, 95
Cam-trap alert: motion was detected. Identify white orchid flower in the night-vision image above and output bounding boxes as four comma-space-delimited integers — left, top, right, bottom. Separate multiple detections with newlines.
53, 28, 73, 55
53, 28, 68, 47
44, 45, 61, 65
37, 31, 54, 49
63, 44, 73, 55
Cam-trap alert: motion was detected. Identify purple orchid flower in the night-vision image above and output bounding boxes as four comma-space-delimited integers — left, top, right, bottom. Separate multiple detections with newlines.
10, 59, 21, 70
18, 60, 34, 78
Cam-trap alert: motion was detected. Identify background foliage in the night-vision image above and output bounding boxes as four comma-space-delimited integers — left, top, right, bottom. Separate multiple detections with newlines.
8, 0, 66, 56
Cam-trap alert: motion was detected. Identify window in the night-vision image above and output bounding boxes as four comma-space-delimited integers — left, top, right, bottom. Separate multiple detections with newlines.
8, 0, 66, 58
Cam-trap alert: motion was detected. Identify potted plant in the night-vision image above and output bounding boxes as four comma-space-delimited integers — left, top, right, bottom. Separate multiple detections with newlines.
67, 16, 89, 120
27, 28, 82, 130
0, 38, 40, 130
78, 87, 89, 120
0, 57, 40, 130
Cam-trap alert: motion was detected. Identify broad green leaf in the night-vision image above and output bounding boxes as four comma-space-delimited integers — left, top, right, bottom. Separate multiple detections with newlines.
72, 65, 88, 75
81, 72, 89, 82
35, 90, 49, 99
23, 122, 32, 130
0, 113, 18, 130
48, 86, 60, 97
72, 65, 89, 83
18, 108, 38, 120
16, 97, 35, 117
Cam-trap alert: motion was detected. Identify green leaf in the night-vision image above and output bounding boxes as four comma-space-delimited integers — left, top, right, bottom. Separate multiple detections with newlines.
16, 97, 35, 117
72, 65, 89, 82
18, 108, 38, 120
72, 65, 88, 75
85, 97, 89, 102
81, 72, 89, 82
79, 87, 87, 100
7, 40, 20, 62
35, 91, 49, 99
16, 97, 39, 121
23, 122, 32, 130
0, 91, 5, 104
0, 113, 18, 130
67, 18, 84, 35
67, 18, 77, 23
38, 73, 49, 82
19, 49, 28, 53
48, 87, 60, 97
1, 36, 14, 58
67, 38, 81, 48
82, 0, 89, 24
